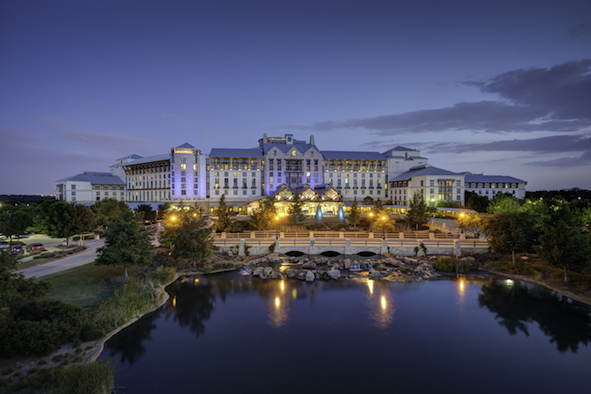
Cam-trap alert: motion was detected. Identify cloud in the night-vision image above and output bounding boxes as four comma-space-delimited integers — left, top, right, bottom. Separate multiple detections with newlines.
568, 22, 591, 37
426, 134, 591, 154
278, 59, 591, 135
525, 150, 591, 167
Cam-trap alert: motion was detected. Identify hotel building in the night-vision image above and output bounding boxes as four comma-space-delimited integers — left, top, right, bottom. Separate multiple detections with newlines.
55, 134, 527, 209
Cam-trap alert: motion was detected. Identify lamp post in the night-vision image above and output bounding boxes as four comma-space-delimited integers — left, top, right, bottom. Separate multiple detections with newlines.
275, 216, 279, 239
381, 216, 386, 240
369, 212, 374, 233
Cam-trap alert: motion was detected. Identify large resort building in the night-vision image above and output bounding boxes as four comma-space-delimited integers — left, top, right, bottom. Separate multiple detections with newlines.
55, 133, 527, 212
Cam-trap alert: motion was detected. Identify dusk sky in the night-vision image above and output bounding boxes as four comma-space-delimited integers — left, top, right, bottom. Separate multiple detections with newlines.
1, 0, 590, 195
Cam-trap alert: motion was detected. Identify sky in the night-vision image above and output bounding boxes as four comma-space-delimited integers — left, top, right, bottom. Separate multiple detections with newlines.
1, 0, 590, 195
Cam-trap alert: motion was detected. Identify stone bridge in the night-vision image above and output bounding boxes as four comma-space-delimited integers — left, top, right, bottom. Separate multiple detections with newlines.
213, 238, 489, 257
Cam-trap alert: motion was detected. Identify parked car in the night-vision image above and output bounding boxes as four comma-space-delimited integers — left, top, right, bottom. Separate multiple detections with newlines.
11, 245, 24, 254
0, 242, 9, 250
26, 243, 46, 252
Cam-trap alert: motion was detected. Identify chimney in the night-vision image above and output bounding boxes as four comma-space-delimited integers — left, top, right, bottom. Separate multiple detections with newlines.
310, 135, 315, 145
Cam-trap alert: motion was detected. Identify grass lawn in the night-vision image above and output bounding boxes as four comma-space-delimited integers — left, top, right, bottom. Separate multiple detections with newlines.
43, 264, 143, 308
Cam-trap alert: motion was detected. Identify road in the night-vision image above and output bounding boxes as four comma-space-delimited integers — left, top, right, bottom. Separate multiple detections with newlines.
20, 239, 104, 279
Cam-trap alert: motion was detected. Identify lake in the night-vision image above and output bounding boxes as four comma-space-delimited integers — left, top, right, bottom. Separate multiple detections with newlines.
99, 271, 591, 393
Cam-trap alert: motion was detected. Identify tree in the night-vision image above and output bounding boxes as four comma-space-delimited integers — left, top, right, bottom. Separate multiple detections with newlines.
0, 250, 53, 308
135, 204, 157, 223
289, 192, 305, 224
42, 201, 96, 246
249, 198, 276, 230
92, 198, 130, 228
214, 195, 232, 232
483, 210, 538, 264
539, 206, 591, 283
0, 210, 33, 243
487, 193, 520, 214
456, 211, 486, 238
170, 209, 215, 268
465, 191, 489, 212
95, 210, 154, 279
156, 202, 172, 221
406, 192, 428, 230
348, 197, 362, 228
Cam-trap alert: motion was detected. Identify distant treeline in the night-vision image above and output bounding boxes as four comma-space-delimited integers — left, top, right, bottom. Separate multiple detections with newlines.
526, 188, 591, 201
0, 195, 55, 204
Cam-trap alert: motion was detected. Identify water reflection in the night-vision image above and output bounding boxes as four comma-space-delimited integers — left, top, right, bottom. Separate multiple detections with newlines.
104, 309, 161, 365
365, 279, 394, 329
478, 279, 591, 352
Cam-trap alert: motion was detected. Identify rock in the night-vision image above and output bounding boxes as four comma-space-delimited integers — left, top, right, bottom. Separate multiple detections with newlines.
253, 267, 264, 277
460, 256, 475, 262
297, 271, 307, 280
520, 256, 529, 261
368, 270, 382, 280
264, 266, 273, 277
305, 270, 315, 282
343, 259, 351, 269
302, 261, 316, 269
326, 270, 340, 280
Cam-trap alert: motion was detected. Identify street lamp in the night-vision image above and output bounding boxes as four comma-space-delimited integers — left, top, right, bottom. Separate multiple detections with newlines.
275, 216, 280, 239
369, 212, 374, 232
381, 216, 386, 240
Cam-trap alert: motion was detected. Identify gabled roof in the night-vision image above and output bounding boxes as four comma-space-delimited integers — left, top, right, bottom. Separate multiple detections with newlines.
262, 143, 319, 155
390, 165, 464, 182
321, 150, 386, 160
116, 154, 143, 161
209, 148, 262, 158
382, 146, 419, 154
123, 153, 170, 166
465, 174, 527, 184
176, 142, 195, 149
56, 172, 125, 185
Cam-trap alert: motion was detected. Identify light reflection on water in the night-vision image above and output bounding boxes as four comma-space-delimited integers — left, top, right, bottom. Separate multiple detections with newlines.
100, 272, 591, 394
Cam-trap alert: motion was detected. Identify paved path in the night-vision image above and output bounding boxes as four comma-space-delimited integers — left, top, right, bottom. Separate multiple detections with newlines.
20, 239, 104, 279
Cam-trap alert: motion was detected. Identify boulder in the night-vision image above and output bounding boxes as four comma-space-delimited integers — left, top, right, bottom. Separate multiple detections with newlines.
226, 250, 233, 257
520, 256, 529, 261
368, 270, 382, 280
326, 270, 340, 280
297, 271, 308, 280
263, 266, 273, 277
302, 261, 316, 269
343, 259, 351, 270
253, 267, 264, 277
305, 270, 315, 282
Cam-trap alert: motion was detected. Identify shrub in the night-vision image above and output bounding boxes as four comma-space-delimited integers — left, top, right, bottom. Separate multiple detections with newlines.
82, 275, 160, 340
38, 358, 47, 365
28, 367, 39, 375
52, 354, 64, 362
433, 257, 471, 274
152, 266, 177, 284
49, 362, 114, 394
202, 266, 213, 274
0, 300, 86, 357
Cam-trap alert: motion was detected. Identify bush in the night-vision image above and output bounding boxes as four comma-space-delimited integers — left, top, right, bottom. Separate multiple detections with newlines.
433, 257, 471, 274
152, 266, 177, 284
49, 362, 114, 394
0, 300, 86, 357
202, 266, 213, 274
83, 275, 160, 340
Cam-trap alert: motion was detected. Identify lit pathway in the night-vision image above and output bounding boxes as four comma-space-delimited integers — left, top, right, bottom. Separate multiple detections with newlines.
20, 239, 104, 279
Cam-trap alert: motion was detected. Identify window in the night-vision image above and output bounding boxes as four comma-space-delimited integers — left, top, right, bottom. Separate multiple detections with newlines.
193, 164, 198, 170
71, 191, 76, 196
71, 185, 76, 190
420, 180, 424, 187
181, 158, 186, 164
430, 188, 434, 194
181, 190, 187, 195
430, 180, 434, 187
456, 180, 461, 187
181, 177, 186, 182
71, 197, 76, 201
181, 164, 186, 170
181, 171, 186, 176
233, 190, 238, 195
215, 190, 220, 195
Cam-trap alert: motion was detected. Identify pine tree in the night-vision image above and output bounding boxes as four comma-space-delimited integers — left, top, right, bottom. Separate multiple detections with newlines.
95, 210, 154, 279
348, 197, 361, 228
406, 192, 428, 230
249, 198, 276, 230
171, 209, 215, 268
214, 194, 232, 232
289, 193, 305, 224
